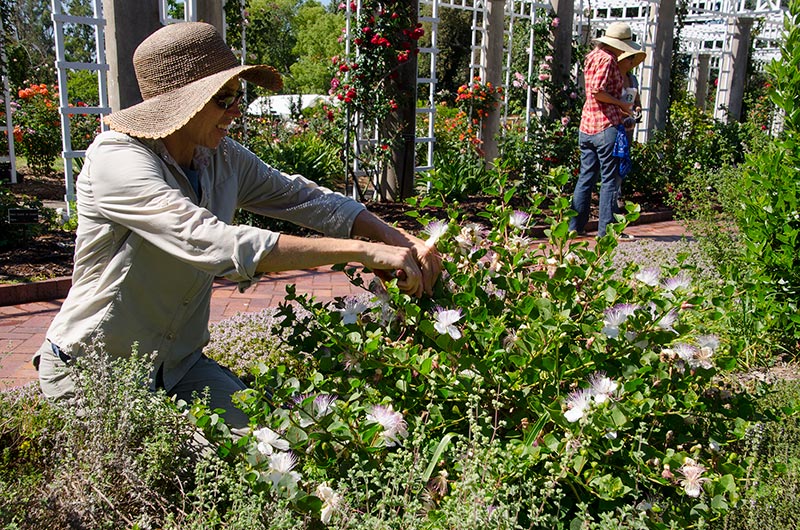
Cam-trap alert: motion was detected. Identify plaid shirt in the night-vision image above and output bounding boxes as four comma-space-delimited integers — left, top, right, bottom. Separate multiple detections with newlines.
580, 47, 625, 135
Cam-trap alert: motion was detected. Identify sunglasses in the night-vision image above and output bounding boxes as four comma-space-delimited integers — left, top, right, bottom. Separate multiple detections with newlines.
211, 89, 245, 110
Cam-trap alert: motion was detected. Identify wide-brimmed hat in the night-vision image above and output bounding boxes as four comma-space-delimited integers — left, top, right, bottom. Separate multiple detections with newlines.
594, 22, 642, 55
104, 22, 282, 139
618, 50, 647, 68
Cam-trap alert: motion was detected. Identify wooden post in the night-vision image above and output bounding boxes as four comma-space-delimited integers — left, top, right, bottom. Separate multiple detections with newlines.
481, 0, 505, 166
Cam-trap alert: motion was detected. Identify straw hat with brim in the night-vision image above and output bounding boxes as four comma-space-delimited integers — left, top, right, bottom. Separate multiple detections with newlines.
618, 50, 647, 68
104, 22, 282, 139
594, 22, 642, 55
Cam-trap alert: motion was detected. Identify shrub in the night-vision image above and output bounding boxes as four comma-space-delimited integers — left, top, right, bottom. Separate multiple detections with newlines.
189, 169, 753, 528
498, 114, 580, 196
725, 0, 800, 348
13, 83, 62, 177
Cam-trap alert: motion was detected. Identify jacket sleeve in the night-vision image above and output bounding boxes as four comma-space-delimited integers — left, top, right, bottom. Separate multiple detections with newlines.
227, 140, 366, 239
83, 134, 277, 283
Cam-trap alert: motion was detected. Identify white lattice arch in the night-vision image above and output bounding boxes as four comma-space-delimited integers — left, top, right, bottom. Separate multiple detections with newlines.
578, 0, 786, 128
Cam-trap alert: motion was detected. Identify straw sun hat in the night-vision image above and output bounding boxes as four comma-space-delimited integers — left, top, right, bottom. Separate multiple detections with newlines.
104, 22, 282, 139
594, 22, 642, 55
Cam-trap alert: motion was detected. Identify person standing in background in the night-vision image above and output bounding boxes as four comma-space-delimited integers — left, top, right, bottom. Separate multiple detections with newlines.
568, 22, 641, 239
618, 50, 647, 144
616, 49, 647, 211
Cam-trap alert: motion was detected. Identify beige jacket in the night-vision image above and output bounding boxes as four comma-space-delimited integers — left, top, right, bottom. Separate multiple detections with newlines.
36, 131, 364, 393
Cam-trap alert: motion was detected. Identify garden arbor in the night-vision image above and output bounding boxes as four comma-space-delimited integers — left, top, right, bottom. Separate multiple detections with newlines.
581, 0, 786, 139
2, 0, 787, 207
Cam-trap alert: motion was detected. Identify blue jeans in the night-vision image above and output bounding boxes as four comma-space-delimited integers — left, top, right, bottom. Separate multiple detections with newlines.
569, 127, 621, 237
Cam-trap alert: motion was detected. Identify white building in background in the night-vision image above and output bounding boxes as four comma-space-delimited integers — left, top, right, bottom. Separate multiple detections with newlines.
246, 94, 335, 117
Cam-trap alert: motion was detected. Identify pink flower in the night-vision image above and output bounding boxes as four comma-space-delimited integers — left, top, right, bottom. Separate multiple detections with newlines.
561, 116, 570, 126
551, 17, 560, 27
538, 73, 550, 81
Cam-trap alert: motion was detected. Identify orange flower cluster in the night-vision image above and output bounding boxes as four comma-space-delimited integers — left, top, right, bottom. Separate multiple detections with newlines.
18, 83, 52, 100
455, 77, 504, 119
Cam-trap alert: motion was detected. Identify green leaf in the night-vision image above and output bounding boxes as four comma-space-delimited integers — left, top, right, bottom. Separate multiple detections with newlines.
543, 433, 561, 452
509, 355, 528, 367
419, 356, 433, 375
610, 407, 627, 427
524, 412, 550, 448
421, 433, 457, 484
396, 378, 408, 393
588, 474, 632, 500
573, 453, 587, 474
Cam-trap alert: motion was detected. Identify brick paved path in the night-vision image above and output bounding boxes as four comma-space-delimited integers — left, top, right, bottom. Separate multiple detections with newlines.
0, 220, 690, 390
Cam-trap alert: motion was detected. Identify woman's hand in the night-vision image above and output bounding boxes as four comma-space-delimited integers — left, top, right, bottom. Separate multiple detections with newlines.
360, 241, 425, 297
351, 211, 443, 297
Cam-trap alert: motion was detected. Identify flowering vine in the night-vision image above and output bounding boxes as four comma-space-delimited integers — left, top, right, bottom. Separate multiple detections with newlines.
329, 0, 424, 186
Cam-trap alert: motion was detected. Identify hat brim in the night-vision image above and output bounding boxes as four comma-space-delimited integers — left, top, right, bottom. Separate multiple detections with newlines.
619, 50, 647, 68
595, 36, 642, 55
104, 64, 282, 139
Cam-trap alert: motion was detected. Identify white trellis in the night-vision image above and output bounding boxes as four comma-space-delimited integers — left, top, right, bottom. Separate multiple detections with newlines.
159, 0, 201, 27
344, 0, 548, 199
51, 0, 111, 213
578, 0, 786, 135
1, 48, 17, 184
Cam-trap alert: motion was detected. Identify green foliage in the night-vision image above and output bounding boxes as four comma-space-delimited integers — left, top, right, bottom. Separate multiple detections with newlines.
728, 0, 800, 346
12, 83, 62, 176
0, 384, 63, 527
250, 130, 340, 190
287, 2, 344, 94
499, 115, 581, 195
189, 170, 754, 528
430, 9, 472, 99
417, 146, 489, 201
631, 96, 760, 201
711, 378, 800, 530
1, 0, 57, 91
228, 0, 302, 80
0, 181, 47, 249
67, 69, 100, 105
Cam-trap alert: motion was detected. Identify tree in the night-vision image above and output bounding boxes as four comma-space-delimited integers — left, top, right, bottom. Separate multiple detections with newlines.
287, 1, 344, 93
63, 0, 95, 64
434, 8, 472, 101
4, 0, 56, 89
247, 0, 302, 82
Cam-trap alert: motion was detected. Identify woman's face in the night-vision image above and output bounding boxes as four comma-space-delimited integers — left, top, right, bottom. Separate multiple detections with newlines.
619, 56, 634, 73
173, 79, 243, 156
164, 79, 243, 165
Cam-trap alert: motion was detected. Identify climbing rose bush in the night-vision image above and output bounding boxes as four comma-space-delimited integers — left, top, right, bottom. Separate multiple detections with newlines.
191, 170, 751, 527
328, 0, 424, 181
